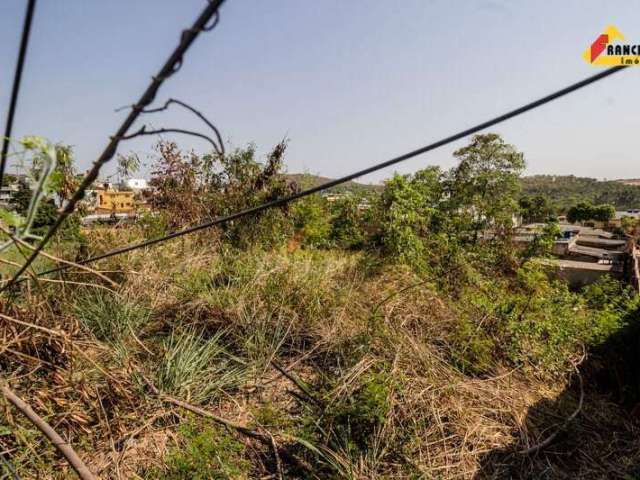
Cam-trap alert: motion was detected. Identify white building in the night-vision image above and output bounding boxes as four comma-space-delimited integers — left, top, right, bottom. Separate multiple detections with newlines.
123, 178, 149, 192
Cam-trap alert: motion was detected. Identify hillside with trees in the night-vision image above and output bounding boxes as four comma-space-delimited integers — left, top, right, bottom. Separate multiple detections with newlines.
521, 175, 640, 211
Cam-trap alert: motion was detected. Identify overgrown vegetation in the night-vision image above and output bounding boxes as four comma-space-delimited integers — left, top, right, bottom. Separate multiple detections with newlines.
0, 134, 638, 479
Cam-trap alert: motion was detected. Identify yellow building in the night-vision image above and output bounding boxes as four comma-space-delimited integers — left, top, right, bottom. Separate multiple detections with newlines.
94, 188, 135, 214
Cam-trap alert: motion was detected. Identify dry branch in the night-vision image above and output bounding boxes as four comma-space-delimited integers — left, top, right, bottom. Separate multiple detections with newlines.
270, 360, 323, 407
1, 384, 97, 480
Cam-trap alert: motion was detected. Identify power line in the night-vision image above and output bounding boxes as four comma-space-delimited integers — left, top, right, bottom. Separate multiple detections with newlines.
0, 0, 37, 189
31, 65, 627, 280
0, 0, 226, 293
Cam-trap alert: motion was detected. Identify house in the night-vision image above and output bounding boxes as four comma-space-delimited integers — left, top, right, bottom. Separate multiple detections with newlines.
513, 222, 632, 288
91, 184, 135, 214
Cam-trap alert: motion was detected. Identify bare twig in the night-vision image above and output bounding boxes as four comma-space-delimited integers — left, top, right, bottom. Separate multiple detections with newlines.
140, 373, 263, 439
117, 98, 225, 155
140, 373, 313, 473
0, 312, 66, 338
119, 125, 222, 155
0, 384, 97, 480
270, 360, 323, 407
268, 432, 284, 480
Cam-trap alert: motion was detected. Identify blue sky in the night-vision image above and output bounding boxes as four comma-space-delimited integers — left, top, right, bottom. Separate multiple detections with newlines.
0, 0, 638, 183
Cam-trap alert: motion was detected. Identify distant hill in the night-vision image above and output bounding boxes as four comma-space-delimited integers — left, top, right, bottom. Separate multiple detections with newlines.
285, 173, 382, 195
521, 175, 640, 211
285, 173, 640, 211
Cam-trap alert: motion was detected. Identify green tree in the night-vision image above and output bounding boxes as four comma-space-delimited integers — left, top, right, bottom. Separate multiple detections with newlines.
592, 203, 615, 222
291, 193, 331, 247
375, 166, 444, 268
520, 220, 560, 262
10, 179, 32, 215
446, 133, 525, 242
117, 152, 141, 182
566, 202, 615, 223
330, 195, 368, 249
519, 194, 555, 223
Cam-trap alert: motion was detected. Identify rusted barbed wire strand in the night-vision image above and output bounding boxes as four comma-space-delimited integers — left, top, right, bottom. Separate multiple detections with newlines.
0, 0, 226, 293
0, 384, 97, 480
0, 0, 37, 189
25, 66, 627, 281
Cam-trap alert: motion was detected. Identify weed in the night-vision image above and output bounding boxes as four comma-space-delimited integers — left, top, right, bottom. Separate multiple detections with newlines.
73, 290, 150, 342
156, 329, 245, 404
149, 421, 250, 479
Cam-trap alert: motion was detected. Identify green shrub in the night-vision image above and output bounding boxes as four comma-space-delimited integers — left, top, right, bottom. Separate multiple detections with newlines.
151, 421, 250, 479
292, 193, 332, 248
157, 329, 244, 404
73, 291, 150, 342
318, 371, 393, 453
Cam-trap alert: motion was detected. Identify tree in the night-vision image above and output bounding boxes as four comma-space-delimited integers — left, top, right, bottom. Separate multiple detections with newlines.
9, 179, 59, 235
291, 193, 331, 248
566, 202, 615, 223
592, 204, 615, 222
446, 133, 525, 241
329, 195, 369, 249
519, 194, 555, 223
10, 179, 32, 215
149, 140, 296, 247
566, 201, 592, 223
520, 220, 560, 262
117, 152, 141, 182
375, 166, 444, 268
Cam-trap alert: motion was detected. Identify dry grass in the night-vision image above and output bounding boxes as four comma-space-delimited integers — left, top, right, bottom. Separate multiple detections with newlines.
0, 233, 638, 479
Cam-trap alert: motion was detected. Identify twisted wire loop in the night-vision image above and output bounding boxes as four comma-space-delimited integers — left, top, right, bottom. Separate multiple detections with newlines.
27, 66, 628, 280
0, 0, 226, 294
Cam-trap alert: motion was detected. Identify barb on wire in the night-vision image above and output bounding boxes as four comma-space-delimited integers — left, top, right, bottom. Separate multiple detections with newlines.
115, 98, 225, 155
0, 0, 37, 190
0, 0, 226, 294
25, 66, 627, 280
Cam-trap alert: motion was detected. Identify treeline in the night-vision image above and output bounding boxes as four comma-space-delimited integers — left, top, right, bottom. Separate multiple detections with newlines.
521, 175, 640, 211
146, 133, 531, 271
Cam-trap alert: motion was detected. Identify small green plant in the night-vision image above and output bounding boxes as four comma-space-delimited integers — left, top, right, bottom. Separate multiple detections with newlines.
321, 371, 393, 453
73, 290, 150, 342
157, 329, 244, 404
150, 421, 250, 479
